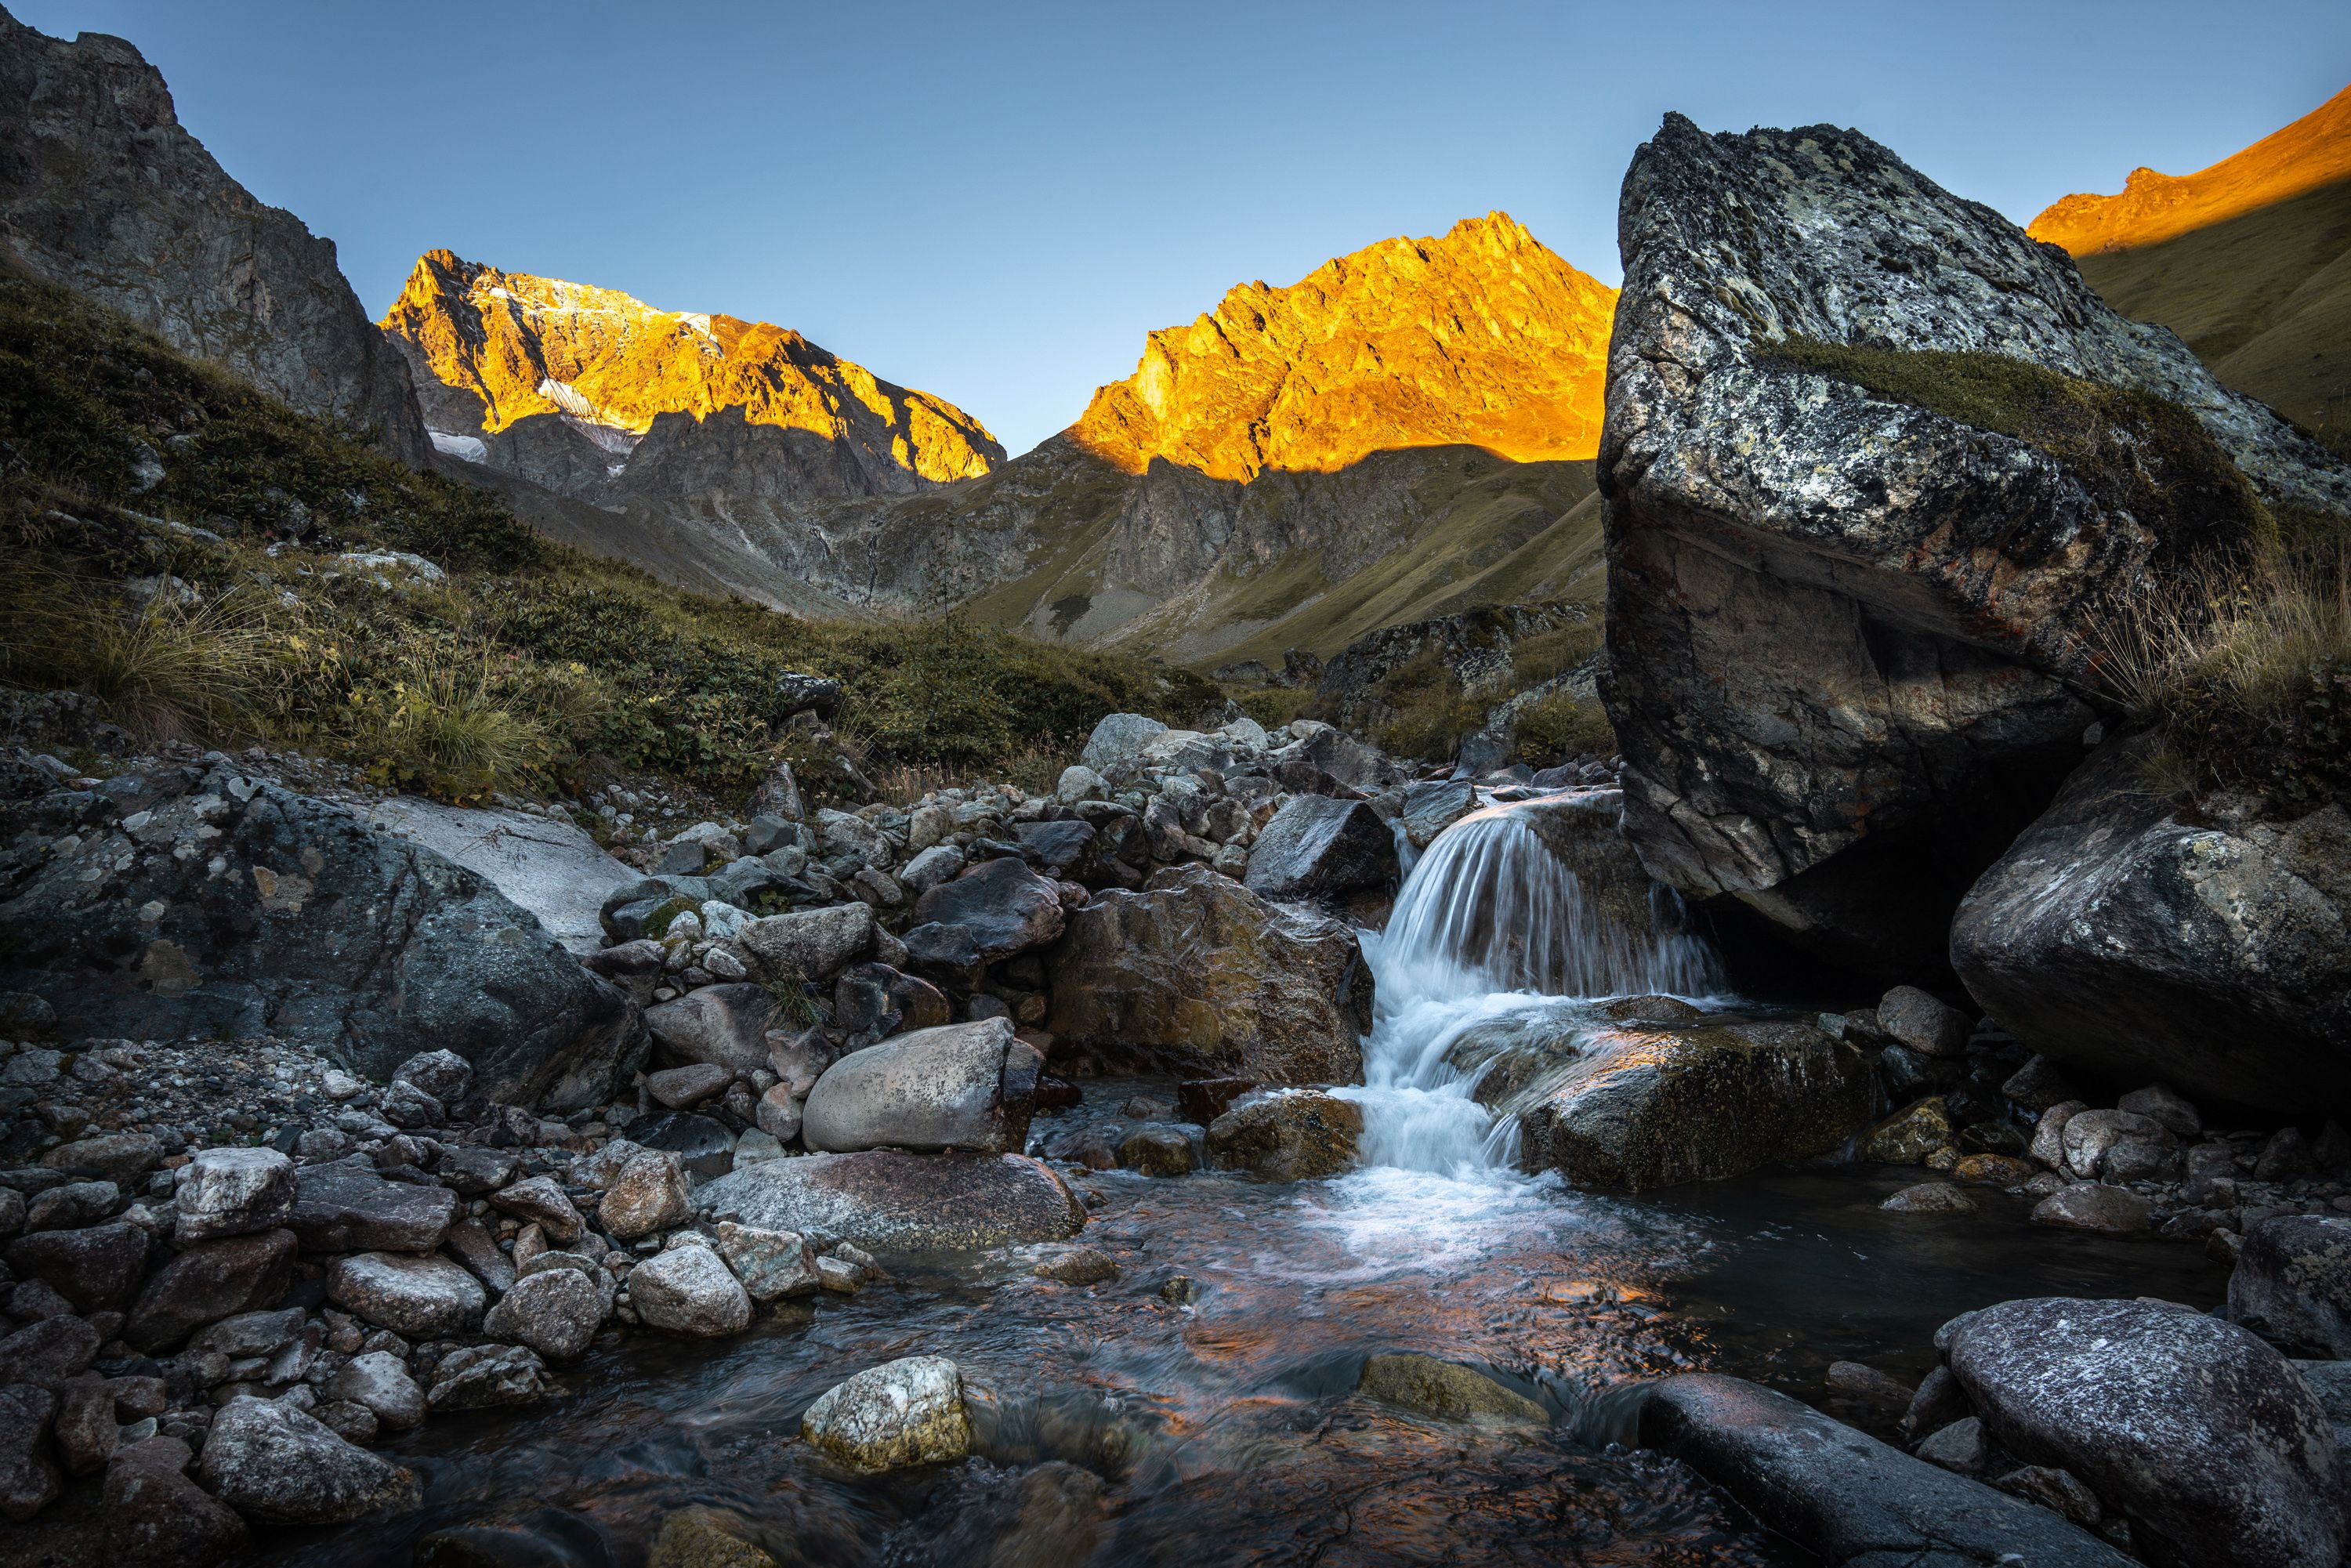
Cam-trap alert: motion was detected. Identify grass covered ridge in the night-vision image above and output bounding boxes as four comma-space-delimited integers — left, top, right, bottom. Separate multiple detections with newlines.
0, 273, 1220, 803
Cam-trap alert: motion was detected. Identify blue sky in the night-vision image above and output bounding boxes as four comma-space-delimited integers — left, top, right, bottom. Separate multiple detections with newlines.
15, 1, 2349, 454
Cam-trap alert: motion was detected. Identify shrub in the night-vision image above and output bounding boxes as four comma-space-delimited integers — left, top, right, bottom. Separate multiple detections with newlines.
1512, 690, 1615, 764
0, 573, 273, 744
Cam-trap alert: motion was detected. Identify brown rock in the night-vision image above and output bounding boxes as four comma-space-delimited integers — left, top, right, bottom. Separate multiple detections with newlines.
123, 1229, 297, 1353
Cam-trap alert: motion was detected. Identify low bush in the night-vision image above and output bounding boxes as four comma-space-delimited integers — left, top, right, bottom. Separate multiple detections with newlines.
1512, 690, 1615, 764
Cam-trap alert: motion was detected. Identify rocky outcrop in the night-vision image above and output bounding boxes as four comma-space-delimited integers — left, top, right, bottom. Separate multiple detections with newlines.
365, 796, 639, 956
1951, 741, 2351, 1114
1045, 865, 1371, 1083
1597, 113, 2351, 978
0, 761, 638, 1110
0, 12, 426, 459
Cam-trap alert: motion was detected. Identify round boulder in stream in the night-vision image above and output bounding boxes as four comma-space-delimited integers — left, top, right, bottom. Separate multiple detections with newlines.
800, 1355, 971, 1471
1204, 1090, 1363, 1181
799, 1017, 1041, 1156
697, 1151, 1085, 1251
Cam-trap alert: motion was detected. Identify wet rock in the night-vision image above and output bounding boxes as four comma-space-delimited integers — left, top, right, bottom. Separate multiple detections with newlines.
1878, 987, 1972, 1059
173, 1147, 295, 1245
1355, 1353, 1545, 1425
1947, 1297, 2345, 1568
326, 1252, 486, 1338
802, 1017, 1041, 1156
1242, 796, 1397, 900
286, 1158, 458, 1253
698, 1151, 1085, 1251
98, 1433, 250, 1564
712, 1221, 818, 1302
1863, 1099, 1953, 1165
1398, 779, 1478, 849
0, 1314, 98, 1389
2028, 1100, 2087, 1169
1458, 1009, 1873, 1190
627, 1244, 750, 1336
2001, 1055, 2081, 1114
1205, 1090, 1362, 1181
488, 1176, 585, 1245
2030, 1182, 2152, 1233
426, 1344, 549, 1410
1953, 744, 2351, 1114
596, 1150, 693, 1240
800, 1355, 969, 1471
1951, 1153, 2037, 1187
1046, 864, 1371, 1084
2231, 1215, 2351, 1357
1822, 1361, 1914, 1433
197, 1394, 418, 1523
1118, 1125, 1196, 1176
481, 1267, 604, 1360
1916, 1415, 1987, 1476
124, 1229, 297, 1353
905, 856, 1067, 967
1882, 1182, 1974, 1214
324, 1350, 424, 1430
2060, 1109, 2177, 1182
6, 1222, 148, 1312
0, 1382, 59, 1521
650, 1506, 777, 1568
1033, 1247, 1119, 1287
1642, 1373, 2130, 1566
645, 983, 777, 1074
1177, 1077, 1255, 1124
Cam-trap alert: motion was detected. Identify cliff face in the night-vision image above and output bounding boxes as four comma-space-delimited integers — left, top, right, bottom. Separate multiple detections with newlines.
1073, 212, 1614, 480
0, 8, 426, 462
379, 251, 1002, 501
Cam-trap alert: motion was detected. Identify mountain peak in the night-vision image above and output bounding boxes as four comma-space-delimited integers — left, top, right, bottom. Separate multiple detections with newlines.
1070, 211, 1617, 483
2030, 82, 2351, 255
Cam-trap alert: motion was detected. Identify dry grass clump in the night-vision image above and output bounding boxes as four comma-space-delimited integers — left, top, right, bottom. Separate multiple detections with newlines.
0, 574, 274, 744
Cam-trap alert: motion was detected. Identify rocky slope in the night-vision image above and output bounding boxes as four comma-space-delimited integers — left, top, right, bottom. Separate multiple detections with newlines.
0, 9, 426, 462
1596, 110, 2351, 980
2032, 84, 2351, 455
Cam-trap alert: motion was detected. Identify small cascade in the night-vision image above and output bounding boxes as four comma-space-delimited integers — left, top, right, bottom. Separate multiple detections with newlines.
1342, 790, 1726, 1175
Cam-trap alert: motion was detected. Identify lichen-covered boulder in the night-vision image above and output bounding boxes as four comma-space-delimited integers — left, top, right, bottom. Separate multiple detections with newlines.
1204, 1090, 1362, 1181
1450, 1001, 1872, 1190
800, 1356, 970, 1471
1046, 865, 1370, 1083
1596, 114, 2351, 977
1953, 742, 2351, 1114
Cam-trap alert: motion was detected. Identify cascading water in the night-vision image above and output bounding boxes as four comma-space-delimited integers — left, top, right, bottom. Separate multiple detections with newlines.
1339, 788, 1725, 1175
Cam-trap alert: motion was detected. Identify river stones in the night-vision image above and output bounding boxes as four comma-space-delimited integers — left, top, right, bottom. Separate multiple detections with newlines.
1204, 1091, 1362, 1181
1046, 865, 1371, 1084
1354, 1353, 1545, 1425
286, 1158, 458, 1254
427, 1345, 551, 1410
800, 1355, 970, 1471
626, 1243, 751, 1337
2028, 1182, 2152, 1233
650, 1507, 778, 1568
326, 1351, 426, 1430
713, 1221, 820, 1302
172, 1146, 295, 1244
1944, 1297, 2346, 1568
326, 1252, 486, 1338
737, 901, 875, 986
1641, 1374, 2132, 1566
1882, 1182, 1974, 1214
698, 1152, 1085, 1251
1450, 1006, 1871, 1190
2230, 1215, 2351, 1358
643, 983, 777, 1074
197, 1395, 418, 1523
482, 1266, 606, 1360
799, 1018, 1041, 1156
597, 1149, 693, 1240
123, 1228, 298, 1353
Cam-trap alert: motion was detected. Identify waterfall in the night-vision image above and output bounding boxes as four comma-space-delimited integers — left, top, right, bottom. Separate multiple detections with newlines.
1340, 791, 1724, 1174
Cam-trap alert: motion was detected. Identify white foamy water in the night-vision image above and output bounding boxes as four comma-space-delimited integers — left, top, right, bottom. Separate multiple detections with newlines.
1335, 791, 1726, 1181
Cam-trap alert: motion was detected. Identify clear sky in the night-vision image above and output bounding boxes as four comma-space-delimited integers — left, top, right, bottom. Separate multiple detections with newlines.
13, 1, 2349, 454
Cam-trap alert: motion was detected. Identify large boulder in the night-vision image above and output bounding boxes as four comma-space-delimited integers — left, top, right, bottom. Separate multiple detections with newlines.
0, 766, 638, 1110
1952, 742, 2351, 1114
643, 983, 778, 1074
697, 1152, 1085, 1252
800, 1018, 1041, 1155
2232, 1215, 2351, 1358
1242, 796, 1397, 900
195, 1396, 419, 1524
1204, 1091, 1363, 1181
1448, 1001, 1872, 1189
1596, 114, 2351, 978
1641, 1374, 2132, 1567
800, 1356, 970, 1471
367, 798, 639, 955
1944, 1297, 2345, 1568
735, 901, 875, 983
1045, 865, 1371, 1083
903, 856, 1067, 969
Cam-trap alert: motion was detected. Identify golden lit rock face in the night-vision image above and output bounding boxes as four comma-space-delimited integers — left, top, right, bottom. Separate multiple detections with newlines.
2029, 82, 2351, 255
378, 250, 1000, 481
1071, 212, 1616, 480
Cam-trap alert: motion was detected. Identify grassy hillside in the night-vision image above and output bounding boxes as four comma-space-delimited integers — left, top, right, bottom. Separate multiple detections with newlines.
0, 271, 1219, 806
2073, 177, 2351, 457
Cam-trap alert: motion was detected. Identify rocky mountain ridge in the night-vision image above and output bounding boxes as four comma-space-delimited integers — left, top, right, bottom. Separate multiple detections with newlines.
0, 9, 426, 462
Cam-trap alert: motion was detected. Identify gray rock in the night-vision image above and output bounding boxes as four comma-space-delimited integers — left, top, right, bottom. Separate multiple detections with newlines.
326, 1251, 485, 1338
0, 1382, 59, 1523
897, 844, 966, 895
1079, 714, 1168, 776
1032, 1247, 1120, 1287
53, 1371, 114, 1476
1596, 114, 2347, 976
2117, 1083, 2201, 1139
2060, 1109, 2178, 1182
1994, 1465, 2105, 1531
1398, 779, 1478, 849
1947, 1296, 2346, 1568
483, 1266, 605, 1360
582, 939, 665, 1008
1954, 743, 2351, 1113
713, 1221, 819, 1302
426, 1343, 549, 1410
0, 769, 636, 1110
1056, 765, 1109, 805
596, 1149, 692, 1240
2233, 1215, 2351, 1357
5, 1222, 148, 1312
24, 1180, 118, 1232
487, 1176, 584, 1244
800, 1355, 969, 1470
1118, 1125, 1196, 1176
801, 1018, 1041, 1156
644, 983, 778, 1074
1878, 987, 1971, 1059
187, 1307, 303, 1360
647, 1062, 733, 1110
95, 1434, 250, 1563
2001, 1055, 2081, 1114
1882, 1182, 1975, 1214
698, 1151, 1085, 1251
197, 1395, 419, 1524
173, 1147, 295, 1244
123, 1229, 296, 1353
1916, 1415, 1987, 1476
1205, 1091, 1362, 1181
324, 1350, 424, 1430
368, 797, 638, 955
626, 1244, 750, 1336
390, 1048, 474, 1103
905, 857, 1067, 966
286, 1159, 458, 1253
0, 1316, 98, 1390
435, 1146, 520, 1199
39, 1132, 162, 1185
736, 901, 875, 984
2030, 1182, 2152, 1233
1242, 795, 1398, 900
1641, 1373, 2132, 1567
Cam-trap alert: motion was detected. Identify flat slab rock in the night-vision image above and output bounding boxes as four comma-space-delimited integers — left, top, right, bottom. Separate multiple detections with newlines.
697, 1151, 1085, 1251
368, 796, 637, 956
1640, 1373, 2133, 1567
